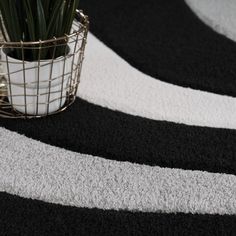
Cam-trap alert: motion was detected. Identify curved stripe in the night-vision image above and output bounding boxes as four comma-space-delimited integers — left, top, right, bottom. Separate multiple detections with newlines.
79, 33, 236, 130
185, 0, 236, 42
1, 98, 236, 175
0, 127, 236, 215
1, 192, 236, 236
80, 0, 236, 97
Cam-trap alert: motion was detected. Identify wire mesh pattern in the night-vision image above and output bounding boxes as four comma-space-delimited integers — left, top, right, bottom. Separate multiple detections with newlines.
0, 10, 88, 118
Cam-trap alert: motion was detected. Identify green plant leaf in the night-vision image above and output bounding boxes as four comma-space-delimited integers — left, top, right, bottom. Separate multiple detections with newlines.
0, 0, 81, 61
36, 0, 47, 39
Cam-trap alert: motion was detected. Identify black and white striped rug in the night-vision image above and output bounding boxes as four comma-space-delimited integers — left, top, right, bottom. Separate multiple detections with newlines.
1, 0, 236, 235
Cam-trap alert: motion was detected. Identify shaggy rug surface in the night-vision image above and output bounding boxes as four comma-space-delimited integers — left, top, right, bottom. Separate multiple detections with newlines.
1, 0, 236, 235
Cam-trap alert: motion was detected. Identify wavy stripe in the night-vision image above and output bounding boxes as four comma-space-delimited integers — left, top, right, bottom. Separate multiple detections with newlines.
0, 192, 236, 236
185, 0, 236, 42
1, 98, 236, 175
80, 0, 236, 97
78, 33, 236, 130
0, 98, 236, 174
0, 127, 236, 215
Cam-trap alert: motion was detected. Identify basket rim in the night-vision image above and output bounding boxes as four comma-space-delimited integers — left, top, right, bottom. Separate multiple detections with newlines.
0, 10, 89, 47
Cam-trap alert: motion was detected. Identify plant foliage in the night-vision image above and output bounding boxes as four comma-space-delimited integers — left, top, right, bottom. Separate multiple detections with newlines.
0, 0, 80, 60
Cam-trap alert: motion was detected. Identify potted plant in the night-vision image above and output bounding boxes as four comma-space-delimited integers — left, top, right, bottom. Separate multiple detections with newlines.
0, 0, 85, 116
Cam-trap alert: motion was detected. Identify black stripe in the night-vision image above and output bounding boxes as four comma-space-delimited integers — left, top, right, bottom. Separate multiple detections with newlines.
1, 98, 236, 174
79, 0, 236, 97
0, 192, 235, 236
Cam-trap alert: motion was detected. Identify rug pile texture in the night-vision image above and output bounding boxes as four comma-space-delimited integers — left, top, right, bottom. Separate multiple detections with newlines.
0, 0, 236, 235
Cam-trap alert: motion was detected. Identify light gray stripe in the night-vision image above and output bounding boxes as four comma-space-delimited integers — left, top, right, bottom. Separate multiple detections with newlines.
0, 127, 236, 215
185, 0, 236, 42
78, 33, 236, 130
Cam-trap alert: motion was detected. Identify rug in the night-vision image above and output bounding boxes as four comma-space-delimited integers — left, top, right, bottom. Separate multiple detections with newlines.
0, 0, 236, 235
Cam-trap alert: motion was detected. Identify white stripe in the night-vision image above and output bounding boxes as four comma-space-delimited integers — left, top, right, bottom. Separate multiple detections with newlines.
185, 0, 236, 42
78, 33, 236, 130
0, 127, 236, 215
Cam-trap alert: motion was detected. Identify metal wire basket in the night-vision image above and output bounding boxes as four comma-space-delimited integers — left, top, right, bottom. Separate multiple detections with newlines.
0, 10, 88, 118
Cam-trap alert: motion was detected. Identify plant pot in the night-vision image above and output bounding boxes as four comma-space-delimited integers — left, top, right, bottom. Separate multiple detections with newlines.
1, 48, 73, 115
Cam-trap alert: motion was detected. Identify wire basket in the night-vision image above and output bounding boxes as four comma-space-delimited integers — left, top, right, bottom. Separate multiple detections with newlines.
0, 10, 88, 118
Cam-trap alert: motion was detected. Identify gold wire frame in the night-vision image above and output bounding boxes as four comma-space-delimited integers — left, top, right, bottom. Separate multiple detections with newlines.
0, 10, 89, 119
